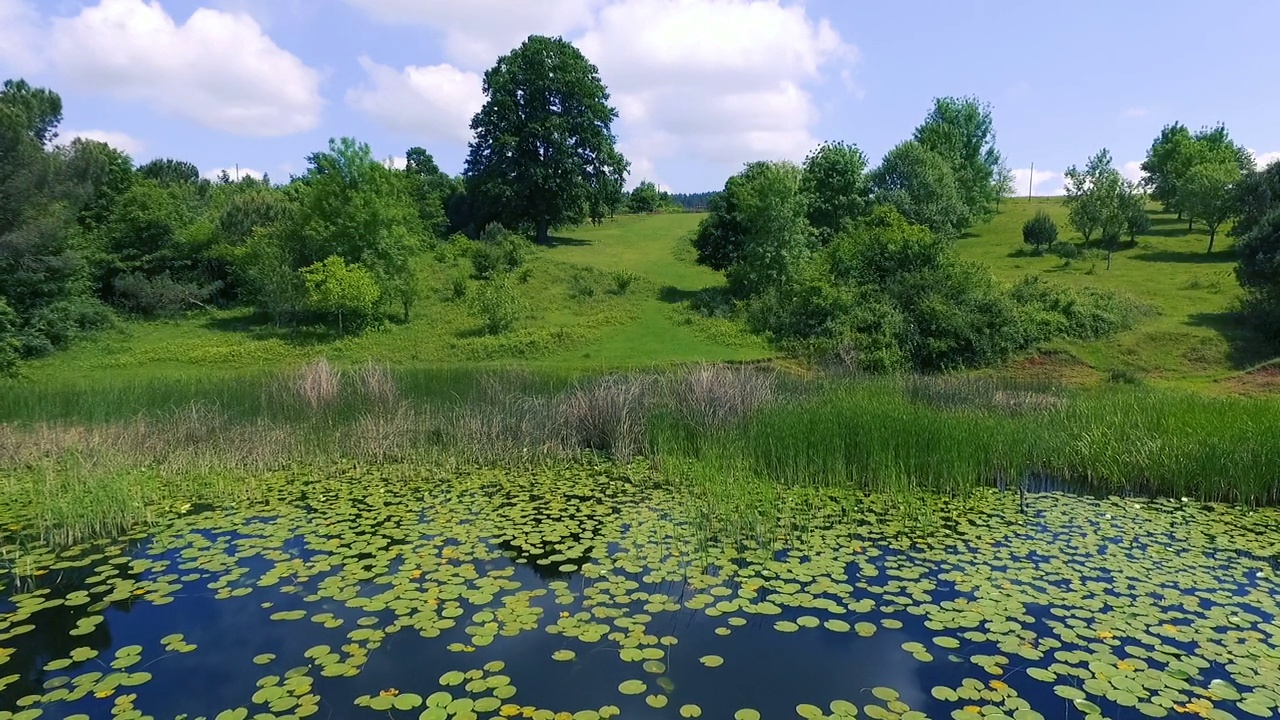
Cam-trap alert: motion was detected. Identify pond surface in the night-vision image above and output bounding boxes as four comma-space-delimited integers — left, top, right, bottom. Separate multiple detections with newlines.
2, 464, 1280, 720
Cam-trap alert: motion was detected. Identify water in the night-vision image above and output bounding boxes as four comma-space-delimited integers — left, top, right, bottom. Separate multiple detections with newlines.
2, 464, 1279, 720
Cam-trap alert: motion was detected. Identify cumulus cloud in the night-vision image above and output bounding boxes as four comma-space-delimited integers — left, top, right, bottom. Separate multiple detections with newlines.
343, 0, 604, 71
1010, 167, 1064, 197
344, 0, 855, 184
0, 0, 42, 72
61, 128, 147, 156
202, 166, 266, 181
46, 0, 323, 137
581, 0, 854, 176
1120, 107, 1148, 119
345, 56, 484, 143
1251, 149, 1280, 168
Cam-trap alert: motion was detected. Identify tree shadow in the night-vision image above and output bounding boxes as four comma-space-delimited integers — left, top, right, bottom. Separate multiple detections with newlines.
658, 285, 701, 304
1130, 249, 1235, 264
1187, 311, 1278, 370
201, 312, 350, 348
539, 234, 592, 247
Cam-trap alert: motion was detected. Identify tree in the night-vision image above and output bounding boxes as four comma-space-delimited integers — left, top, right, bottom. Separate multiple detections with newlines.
464, 35, 629, 244
401, 146, 450, 239
993, 165, 1015, 211
1064, 150, 1135, 268
723, 161, 810, 299
56, 137, 136, 231
627, 180, 663, 214
300, 255, 381, 334
137, 158, 202, 187
1124, 192, 1151, 243
1179, 160, 1241, 252
800, 141, 871, 241
1022, 211, 1058, 252
0, 78, 62, 147
912, 96, 1007, 223
869, 140, 969, 238
1140, 122, 1194, 215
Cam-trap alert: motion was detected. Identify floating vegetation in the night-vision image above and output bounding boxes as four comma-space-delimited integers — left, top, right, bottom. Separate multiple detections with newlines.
2, 463, 1280, 720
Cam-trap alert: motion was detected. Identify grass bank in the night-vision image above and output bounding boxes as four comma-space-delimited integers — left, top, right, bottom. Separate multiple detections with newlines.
4, 363, 1280, 548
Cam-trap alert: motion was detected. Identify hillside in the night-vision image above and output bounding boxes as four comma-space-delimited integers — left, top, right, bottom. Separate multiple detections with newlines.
959, 198, 1275, 389
10, 203, 1276, 390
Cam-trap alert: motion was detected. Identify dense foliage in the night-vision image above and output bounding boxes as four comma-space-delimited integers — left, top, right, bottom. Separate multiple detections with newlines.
1232, 162, 1280, 337
464, 35, 629, 242
1022, 211, 1058, 252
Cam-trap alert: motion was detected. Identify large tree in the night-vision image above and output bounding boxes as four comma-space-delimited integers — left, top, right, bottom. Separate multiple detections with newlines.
0, 79, 62, 147
869, 140, 969, 238
1063, 148, 1135, 267
464, 35, 629, 244
800, 140, 871, 241
912, 96, 1008, 223
1140, 122, 1194, 216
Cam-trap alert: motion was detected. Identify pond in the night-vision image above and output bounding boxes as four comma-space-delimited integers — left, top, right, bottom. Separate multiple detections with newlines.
2, 464, 1280, 720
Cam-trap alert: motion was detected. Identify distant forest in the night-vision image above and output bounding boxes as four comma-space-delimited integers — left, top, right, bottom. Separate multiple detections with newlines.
668, 191, 719, 211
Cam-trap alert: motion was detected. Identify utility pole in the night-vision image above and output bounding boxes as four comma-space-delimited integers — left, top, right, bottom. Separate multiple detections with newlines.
1028, 162, 1034, 201
235, 163, 240, 181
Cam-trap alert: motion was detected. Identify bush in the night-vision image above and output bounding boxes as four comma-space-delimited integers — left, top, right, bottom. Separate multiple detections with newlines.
111, 272, 221, 317
610, 269, 639, 295
1022, 210, 1058, 252
1049, 242, 1082, 260
470, 223, 530, 280
472, 279, 522, 335
299, 255, 382, 333
1009, 275, 1149, 342
0, 298, 20, 377
567, 270, 597, 299
448, 275, 469, 301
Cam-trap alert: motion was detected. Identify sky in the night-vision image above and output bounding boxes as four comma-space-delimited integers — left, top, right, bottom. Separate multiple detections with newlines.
1, 0, 1278, 195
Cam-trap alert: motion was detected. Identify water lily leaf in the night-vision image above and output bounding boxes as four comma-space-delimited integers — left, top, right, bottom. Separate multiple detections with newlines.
700, 655, 724, 668
618, 680, 647, 695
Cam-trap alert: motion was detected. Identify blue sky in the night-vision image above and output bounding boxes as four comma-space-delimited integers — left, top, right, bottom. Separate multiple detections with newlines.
2, 0, 1277, 194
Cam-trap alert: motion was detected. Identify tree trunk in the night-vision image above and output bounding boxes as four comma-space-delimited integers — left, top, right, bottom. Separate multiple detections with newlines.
1177, 210, 1183, 220
1207, 227, 1216, 253
536, 216, 549, 244
1188, 217, 1194, 231
1107, 246, 1113, 270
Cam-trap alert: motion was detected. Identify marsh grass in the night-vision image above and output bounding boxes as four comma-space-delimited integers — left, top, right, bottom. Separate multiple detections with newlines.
4, 364, 1280, 546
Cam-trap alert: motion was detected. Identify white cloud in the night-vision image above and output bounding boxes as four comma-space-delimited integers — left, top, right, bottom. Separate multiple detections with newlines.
579, 0, 855, 174
202, 166, 265, 181
343, 0, 604, 71
345, 56, 484, 143
1250, 149, 1280, 168
61, 128, 146, 156
1010, 167, 1064, 197
1120, 107, 1148, 119
0, 0, 42, 72
1121, 160, 1144, 184
46, 0, 323, 137
345, 0, 854, 184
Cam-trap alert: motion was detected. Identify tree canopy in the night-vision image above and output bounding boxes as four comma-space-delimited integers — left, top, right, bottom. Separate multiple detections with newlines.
912, 96, 1008, 224
869, 140, 969, 238
464, 35, 629, 243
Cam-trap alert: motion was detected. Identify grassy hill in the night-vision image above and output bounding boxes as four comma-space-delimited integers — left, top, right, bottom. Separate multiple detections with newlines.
959, 198, 1275, 390
12, 212, 769, 384
9, 200, 1277, 392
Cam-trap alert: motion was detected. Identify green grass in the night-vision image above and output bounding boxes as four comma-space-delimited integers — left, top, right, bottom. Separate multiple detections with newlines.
9, 212, 769, 384
959, 198, 1276, 389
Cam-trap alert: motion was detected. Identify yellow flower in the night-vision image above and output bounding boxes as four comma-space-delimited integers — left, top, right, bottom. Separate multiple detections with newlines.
95, 689, 115, 699
560, 612, 570, 618
989, 680, 1009, 691
133, 588, 146, 596
1117, 660, 1136, 672
1096, 630, 1115, 639
463, 645, 475, 653
500, 705, 521, 717
964, 707, 982, 714
380, 688, 400, 697
556, 713, 573, 720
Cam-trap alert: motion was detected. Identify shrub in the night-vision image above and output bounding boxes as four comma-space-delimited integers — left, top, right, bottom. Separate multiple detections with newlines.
1022, 210, 1059, 252
111, 272, 221, 317
1009, 275, 1149, 342
449, 275, 468, 301
1050, 242, 1082, 260
610, 269, 639, 295
0, 299, 20, 377
470, 223, 530, 280
299, 255, 382, 334
567, 270, 597, 299
472, 279, 522, 335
